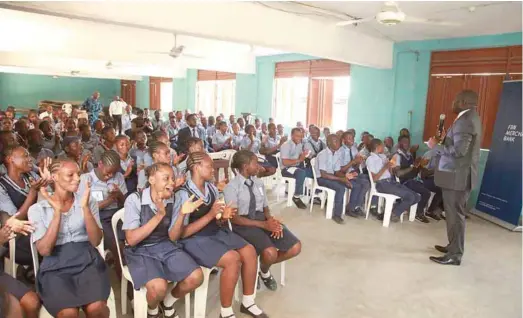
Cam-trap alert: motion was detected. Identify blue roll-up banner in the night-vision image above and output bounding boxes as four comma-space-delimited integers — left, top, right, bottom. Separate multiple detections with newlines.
475, 81, 522, 228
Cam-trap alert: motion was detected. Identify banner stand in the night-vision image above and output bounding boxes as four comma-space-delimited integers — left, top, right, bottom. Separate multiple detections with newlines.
470, 208, 522, 232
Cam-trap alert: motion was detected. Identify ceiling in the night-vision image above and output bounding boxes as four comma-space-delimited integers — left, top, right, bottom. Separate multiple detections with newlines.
0, 1, 520, 80
261, 1, 522, 41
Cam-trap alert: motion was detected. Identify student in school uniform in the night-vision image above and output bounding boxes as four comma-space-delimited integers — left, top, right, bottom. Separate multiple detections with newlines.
172, 152, 267, 318
280, 128, 312, 209
78, 150, 127, 280
0, 145, 50, 273
392, 135, 432, 223
254, 118, 262, 138
137, 142, 185, 192
336, 132, 371, 218
59, 136, 94, 174
129, 130, 148, 168
240, 125, 276, 178
231, 123, 244, 150
226, 150, 301, 290
78, 123, 98, 153
420, 148, 444, 220
260, 123, 287, 169
114, 135, 138, 193
366, 139, 420, 223
39, 120, 61, 155
314, 135, 359, 224
237, 117, 246, 135
27, 129, 54, 173
304, 125, 326, 159
143, 131, 182, 168
383, 136, 394, 159
177, 137, 204, 176
212, 121, 234, 152
391, 128, 419, 155
123, 162, 204, 318
1, 221, 41, 318
28, 158, 111, 317
93, 126, 116, 164
276, 124, 285, 139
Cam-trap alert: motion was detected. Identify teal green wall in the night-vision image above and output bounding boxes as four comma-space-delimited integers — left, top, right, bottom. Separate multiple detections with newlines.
391, 32, 523, 146
173, 69, 197, 112
136, 76, 149, 108
0, 73, 120, 110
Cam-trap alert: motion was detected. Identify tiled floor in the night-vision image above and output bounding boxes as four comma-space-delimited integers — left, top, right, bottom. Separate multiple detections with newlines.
112, 199, 521, 318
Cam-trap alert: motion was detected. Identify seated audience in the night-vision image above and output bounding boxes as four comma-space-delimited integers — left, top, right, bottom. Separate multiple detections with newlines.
137, 141, 185, 192
260, 123, 286, 169
93, 126, 116, 164
237, 117, 246, 134
60, 137, 94, 173
231, 123, 244, 150
280, 128, 312, 209
240, 125, 276, 178
39, 120, 61, 155
384, 136, 394, 158
304, 125, 326, 159
226, 150, 301, 291
176, 114, 206, 154
28, 158, 111, 317
393, 135, 432, 223
114, 135, 138, 193
27, 129, 54, 172
366, 139, 420, 223
79, 123, 98, 153
173, 152, 268, 318
212, 121, 233, 152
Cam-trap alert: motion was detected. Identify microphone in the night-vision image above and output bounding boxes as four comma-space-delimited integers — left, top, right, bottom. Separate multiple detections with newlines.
437, 114, 446, 138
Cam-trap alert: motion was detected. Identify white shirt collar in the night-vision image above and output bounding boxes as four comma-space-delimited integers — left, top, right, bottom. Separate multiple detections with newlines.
456, 109, 470, 120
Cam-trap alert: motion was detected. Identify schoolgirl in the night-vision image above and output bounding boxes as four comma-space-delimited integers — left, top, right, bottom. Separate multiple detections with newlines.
123, 163, 204, 318
172, 152, 268, 318
225, 150, 301, 290
137, 142, 184, 192
28, 158, 110, 317
114, 135, 138, 193
240, 125, 276, 178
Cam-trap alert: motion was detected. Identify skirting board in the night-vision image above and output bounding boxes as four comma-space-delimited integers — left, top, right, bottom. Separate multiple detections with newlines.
470, 208, 522, 232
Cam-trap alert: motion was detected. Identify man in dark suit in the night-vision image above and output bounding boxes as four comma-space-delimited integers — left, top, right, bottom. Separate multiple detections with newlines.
427, 89, 482, 266
176, 113, 206, 154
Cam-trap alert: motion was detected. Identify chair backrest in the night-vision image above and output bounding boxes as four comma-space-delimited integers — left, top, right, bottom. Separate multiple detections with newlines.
30, 235, 105, 283
273, 153, 284, 180
367, 170, 377, 191
310, 157, 319, 182
111, 208, 126, 272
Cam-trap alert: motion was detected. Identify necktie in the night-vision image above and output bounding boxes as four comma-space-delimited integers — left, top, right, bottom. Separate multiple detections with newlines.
245, 179, 256, 219
192, 128, 195, 137
349, 147, 353, 161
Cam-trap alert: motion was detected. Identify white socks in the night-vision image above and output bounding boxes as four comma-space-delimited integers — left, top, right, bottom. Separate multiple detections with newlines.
242, 294, 262, 315
260, 270, 271, 279
220, 306, 235, 318
163, 291, 178, 316
147, 306, 159, 315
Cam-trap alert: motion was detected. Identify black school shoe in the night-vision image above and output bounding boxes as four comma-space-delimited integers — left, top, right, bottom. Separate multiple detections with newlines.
426, 211, 442, 221
240, 304, 269, 318
415, 214, 430, 223
292, 196, 307, 209
259, 272, 278, 291
160, 302, 179, 318
332, 216, 345, 224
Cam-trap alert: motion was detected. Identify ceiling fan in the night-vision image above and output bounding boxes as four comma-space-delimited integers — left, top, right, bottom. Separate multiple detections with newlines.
336, 1, 460, 26
141, 34, 204, 59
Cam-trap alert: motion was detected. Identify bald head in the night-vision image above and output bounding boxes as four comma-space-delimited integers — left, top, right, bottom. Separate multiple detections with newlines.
453, 90, 478, 113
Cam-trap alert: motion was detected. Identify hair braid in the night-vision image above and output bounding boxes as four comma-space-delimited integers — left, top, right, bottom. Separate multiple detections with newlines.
100, 150, 121, 168
186, 151, 208, 172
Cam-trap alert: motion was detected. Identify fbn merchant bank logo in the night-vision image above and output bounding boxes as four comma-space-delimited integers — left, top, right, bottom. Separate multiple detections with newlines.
503, 125, 522, 142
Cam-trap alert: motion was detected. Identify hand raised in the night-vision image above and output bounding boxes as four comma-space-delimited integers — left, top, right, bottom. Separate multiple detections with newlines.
6, 213, 35, 236
172, 153, 186, 166
152, 194, 167, 217
80, 177, 91, 208
181, 194, 204, 215
174, 174, 186, 188
38, 157, 52, 181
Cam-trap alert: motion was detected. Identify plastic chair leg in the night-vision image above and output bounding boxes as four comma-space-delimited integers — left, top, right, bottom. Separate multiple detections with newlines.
133, 288, 148, 318
325, 193, 334, 220
121, 277, 128, 315
409, 204, 417, 222
194, 267, 212, 318
108, 289, 117, 318
286, 181, 295, 207
184, 292, 191, 318
382, 199, 395, 228
280, 261, 286, 286
365, 193, 373, 219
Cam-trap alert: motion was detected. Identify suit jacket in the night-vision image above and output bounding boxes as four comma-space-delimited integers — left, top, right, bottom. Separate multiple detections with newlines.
176, 126, 207, 154
434, 109, 482, 191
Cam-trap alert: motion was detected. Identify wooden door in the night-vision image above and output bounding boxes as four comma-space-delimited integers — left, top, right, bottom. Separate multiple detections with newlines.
120, 80, 136, 107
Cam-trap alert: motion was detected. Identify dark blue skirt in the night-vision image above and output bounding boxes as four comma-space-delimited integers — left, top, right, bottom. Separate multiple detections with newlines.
124, 240, 200, 289
37, 241, 110, 316
181, 228, 248, 268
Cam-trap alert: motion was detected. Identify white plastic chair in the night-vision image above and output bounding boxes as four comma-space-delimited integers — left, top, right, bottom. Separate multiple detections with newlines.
233, 257, 286, 302
111, 209, 190, 318
273, 153, 296, 207
209, 150, 236, 181
30, 236, 117, 318
308, 158, 337, 220
365, 174, 417, 228
4, 239, 17, 278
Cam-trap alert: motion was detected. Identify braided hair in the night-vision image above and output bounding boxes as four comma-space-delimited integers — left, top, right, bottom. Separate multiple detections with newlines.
99, 150, 121, 168
231, 150, 256, 173
49, 157, 79, 174
148, 140, 169, 156
145, 162, 172, 179
186, 151, 209, 172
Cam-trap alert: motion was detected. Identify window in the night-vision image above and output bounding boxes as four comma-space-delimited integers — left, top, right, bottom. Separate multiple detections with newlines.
272, 59, 350, 130
160, 81, 173, 112
195, 80, 236, 116
272, 77, 308, 128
